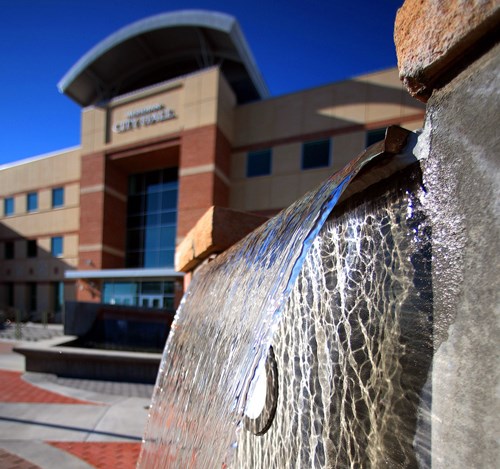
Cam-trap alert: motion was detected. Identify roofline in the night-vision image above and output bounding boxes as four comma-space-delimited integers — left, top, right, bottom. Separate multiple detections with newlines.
0, 146, 80, 171
58, 9, 269, 101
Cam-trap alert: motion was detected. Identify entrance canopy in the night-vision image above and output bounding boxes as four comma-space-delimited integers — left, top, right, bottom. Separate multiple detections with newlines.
58, 10, 269, 106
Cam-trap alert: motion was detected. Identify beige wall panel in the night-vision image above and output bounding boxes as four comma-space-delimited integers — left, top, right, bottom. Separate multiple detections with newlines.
269, 174, 301, 208
400, 91, 426, 117
182, 73, 201, 106
230, 152, 246, 180
332, 132, 366, 171
299, 169, 333, 196
234, 100, 275, 145
37, 283, 50, 313
14, 240, 25, 259
229, 181, 246, 211
1, 208, 79, 238
14, 284, 27, 313
0, 149, 81, 196
302, 87, 337, 134
14, 195, 26, 215
108, 86, 183, 147
81, 107, 107, 154
65, 184, 80, 207
243, 178, 272, 211
355, 68, 402, 88
199, 68, 219, 102
402, 119, 424, 131
322, 81, 368, 125
271, 94, 304, 140
39, 190, 51, 211
217, 74, 236, 141
64, 234, 79, 258
272, 143, 301, 176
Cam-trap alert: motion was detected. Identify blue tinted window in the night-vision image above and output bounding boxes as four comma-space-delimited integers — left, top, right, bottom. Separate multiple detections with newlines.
366, 128, 386, 147
302, 139, 331, 170
126, 169, 178, 268
4, 198, 14, 216
51, 236, 63, 256
247, 149, 272, 177
52, 188, 64, 208
27, 193, 38, 212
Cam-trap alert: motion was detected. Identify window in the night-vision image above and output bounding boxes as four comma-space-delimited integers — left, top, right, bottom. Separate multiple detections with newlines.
126, 168, 178, 268
52, 187, 64, 208
28, 283, 37, 312
6, 283, 14, 307
366, 128, 387, 147
53, 282, 64, 312
5, 242, 14, 260
27, 240, 37, 258
51, 237, 63, 257
27, 192, 38, 212
4, 197, 14, 216
246, 149, 272, 177
302, 139, 331, 170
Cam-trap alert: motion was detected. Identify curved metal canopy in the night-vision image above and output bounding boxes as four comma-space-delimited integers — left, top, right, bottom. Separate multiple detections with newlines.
58, 10, 269, 106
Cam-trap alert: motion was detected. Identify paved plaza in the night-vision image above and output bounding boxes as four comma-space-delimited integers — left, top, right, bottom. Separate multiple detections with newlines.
0, 325, 155, 468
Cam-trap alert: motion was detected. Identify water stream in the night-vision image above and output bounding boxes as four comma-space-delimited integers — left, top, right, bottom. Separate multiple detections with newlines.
138, 141, 431, 467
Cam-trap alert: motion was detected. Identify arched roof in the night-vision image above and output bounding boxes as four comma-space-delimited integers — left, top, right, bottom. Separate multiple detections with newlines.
58, 10, 269, 106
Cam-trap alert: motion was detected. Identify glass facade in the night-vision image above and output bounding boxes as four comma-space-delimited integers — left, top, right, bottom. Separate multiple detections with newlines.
102, 280, 175, 310
126, 168, 178, 268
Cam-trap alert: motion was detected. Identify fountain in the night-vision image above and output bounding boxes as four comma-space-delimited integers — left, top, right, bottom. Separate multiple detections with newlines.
139, 2, 499, 467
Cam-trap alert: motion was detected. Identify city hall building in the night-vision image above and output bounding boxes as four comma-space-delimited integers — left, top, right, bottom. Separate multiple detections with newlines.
0, 11, 424, 319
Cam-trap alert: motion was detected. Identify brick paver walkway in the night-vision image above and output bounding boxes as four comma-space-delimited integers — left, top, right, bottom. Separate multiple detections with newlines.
0, 370, 98, 405
48, 442, 141, 469
0, 449, 41, 469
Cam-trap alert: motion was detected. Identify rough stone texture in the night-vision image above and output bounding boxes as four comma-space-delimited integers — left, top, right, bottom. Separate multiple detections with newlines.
175, 206, 268, 272
395, 0, 500, 101
416, 42, 500, 467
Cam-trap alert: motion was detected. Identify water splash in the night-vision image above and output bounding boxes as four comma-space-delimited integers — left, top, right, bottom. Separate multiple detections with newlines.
138, 146, 387, 468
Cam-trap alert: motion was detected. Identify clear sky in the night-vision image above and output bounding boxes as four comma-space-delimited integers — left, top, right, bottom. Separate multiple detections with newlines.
0, 0, 403, 166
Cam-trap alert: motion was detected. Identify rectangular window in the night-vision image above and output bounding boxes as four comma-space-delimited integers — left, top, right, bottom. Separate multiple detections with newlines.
28, 283, 37, 312
27, 192, 38, 212
246, 149, 272, 177
52, 187, 64, 208
6, 283, 14, 307
302, 139, 331, 170
366, 128, 387, 148
4, 197, 14, 216
53, 282, 64, 312
51, 236, 63, 257
27, 240, 37, 258
5, 242, 14, 260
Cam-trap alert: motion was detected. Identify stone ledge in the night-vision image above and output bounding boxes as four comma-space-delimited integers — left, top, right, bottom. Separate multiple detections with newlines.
395, 0, 500, 101
175, 206, 268, 273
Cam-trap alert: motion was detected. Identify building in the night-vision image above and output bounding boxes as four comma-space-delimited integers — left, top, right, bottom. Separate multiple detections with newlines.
0, 10, 425, 320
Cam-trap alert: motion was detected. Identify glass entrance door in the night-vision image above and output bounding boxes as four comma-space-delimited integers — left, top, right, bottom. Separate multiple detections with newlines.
139, 294, 163, 308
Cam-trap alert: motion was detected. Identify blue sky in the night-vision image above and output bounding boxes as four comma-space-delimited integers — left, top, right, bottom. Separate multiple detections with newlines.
0, 0, 403, 165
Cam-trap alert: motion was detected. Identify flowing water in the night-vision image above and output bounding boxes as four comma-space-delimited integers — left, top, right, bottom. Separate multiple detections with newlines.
138, 144, 432, 467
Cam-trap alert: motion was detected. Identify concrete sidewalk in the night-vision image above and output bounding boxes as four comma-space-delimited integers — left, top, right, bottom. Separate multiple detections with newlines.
0, 337, 154, 468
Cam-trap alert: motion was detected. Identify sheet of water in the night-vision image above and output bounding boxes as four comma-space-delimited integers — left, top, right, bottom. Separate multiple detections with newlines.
138, 148, 416, 468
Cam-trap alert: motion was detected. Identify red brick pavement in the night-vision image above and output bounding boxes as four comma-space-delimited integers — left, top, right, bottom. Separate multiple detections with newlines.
0, 370, 98, 405
48, 442, 141, 469
0, 448, 41, 469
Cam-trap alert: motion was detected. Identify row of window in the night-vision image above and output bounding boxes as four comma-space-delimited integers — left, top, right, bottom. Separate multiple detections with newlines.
3, 187, 64, 217
4, 281, 64, 312
3, 237, 63, 260
246, 129, 387, 178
